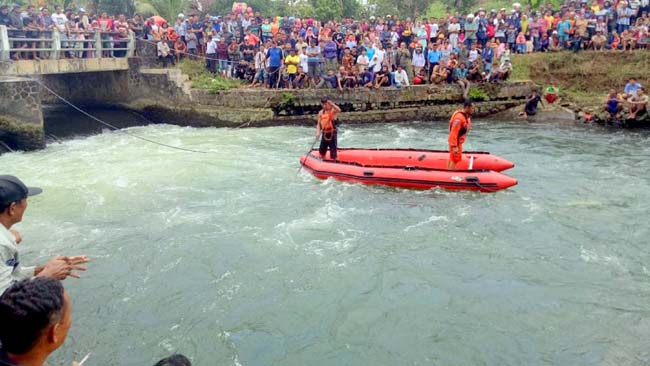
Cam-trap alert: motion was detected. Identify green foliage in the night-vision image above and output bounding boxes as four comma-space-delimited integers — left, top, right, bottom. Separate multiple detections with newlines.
312, 0, 342, 21
96, 0, 135, 15
424, 1, 450, 18
279, 92, 295, 108
468, 87, 489, 101
177, 59, 241, 93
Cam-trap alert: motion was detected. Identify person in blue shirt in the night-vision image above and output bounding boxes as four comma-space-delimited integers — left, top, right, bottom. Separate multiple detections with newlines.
623, 78, 642, 99
557, 17, 571, 47
426, 43, 442, 81
481, 43, 494, 77
266, 42, 284, 88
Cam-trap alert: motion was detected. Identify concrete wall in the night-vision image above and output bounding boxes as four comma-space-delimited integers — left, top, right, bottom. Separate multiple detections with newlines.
2, 58, 129, 77
0, 77, 44, 150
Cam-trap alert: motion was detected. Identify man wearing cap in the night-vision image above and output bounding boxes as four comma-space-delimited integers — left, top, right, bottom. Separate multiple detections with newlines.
0, 175, 89, 295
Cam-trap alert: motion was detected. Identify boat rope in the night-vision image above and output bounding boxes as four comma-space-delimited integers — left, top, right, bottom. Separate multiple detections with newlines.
35, 79, 211, 154
297, 138, 319, 175
0, 140, 15, 153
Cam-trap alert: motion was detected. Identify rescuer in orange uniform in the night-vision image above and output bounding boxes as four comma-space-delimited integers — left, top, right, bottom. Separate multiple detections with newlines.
316, 97, 342, 160
448, 99, 474, 170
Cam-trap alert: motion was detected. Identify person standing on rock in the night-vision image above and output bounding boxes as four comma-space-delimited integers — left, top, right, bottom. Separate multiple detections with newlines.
448, 100, 474, 170
315, 97, 341, 161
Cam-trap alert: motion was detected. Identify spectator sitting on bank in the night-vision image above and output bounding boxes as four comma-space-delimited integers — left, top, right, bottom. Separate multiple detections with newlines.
430, 60, 448, 84
622, 78, 642, 99
592, 30, 608, 50
627, 87, 648, 119
604, 88, 623, 119
359, 66, 374, 88
413, 67, 428, 85
374, 64, 390, 88
294, 66, 309, 88
467, 57, 484, 82
495, 58, 513, 81
343, 68, 357, 89
0, 278, 71, 366
157, 34, 174, 67
393, 64, 410, 88
316, 69, 340, 90
544, 84, 560, 103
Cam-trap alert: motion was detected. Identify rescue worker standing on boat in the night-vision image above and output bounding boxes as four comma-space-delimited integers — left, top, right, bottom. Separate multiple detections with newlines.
448, 99, 474, 170
316, 97, 342, 160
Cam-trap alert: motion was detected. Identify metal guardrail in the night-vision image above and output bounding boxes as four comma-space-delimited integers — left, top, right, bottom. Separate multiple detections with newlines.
0, 25, 135, 60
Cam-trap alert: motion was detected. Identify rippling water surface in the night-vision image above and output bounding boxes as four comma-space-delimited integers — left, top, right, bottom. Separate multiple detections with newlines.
1, 117, 650, 366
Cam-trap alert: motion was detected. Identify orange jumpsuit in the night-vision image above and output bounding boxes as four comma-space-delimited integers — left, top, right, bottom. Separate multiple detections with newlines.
448, 110, 471, 163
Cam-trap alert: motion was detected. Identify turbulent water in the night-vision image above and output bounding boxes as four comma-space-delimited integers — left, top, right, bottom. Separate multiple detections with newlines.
1, 114, 650, 366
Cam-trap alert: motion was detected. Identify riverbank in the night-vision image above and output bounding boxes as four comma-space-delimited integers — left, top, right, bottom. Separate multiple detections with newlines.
511, 51, 650, 119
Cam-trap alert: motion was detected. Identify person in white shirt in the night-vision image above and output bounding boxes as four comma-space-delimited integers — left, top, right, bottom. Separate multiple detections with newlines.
251, 45, 267, 87
205, 36, 218, 73
299, 46, 309, 73
373, 42, 386, 72
448, 17, 461, 49
50, 6, 67, 32
468, 43, 479, 64
430, 21, 439, 39
411, 46, 425, 76
393, 64, 410, 88
356, 49, 369, 73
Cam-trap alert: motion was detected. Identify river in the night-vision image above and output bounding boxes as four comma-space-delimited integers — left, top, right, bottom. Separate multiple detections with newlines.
1, 114, 649, 366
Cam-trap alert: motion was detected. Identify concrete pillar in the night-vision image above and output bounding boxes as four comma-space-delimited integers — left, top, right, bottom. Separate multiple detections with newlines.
95, 31, 102, 58
127, 31, 135, 58
51, 30, 61, 60
0, 77, 45, 151
0, 26, 9, 61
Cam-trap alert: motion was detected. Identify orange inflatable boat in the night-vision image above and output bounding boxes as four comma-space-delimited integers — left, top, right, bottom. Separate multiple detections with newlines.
299, 148, 517, 192
314, 148, 514, 172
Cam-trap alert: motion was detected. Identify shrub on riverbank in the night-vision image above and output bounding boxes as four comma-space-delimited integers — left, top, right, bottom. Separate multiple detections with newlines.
176, 59, 241, 93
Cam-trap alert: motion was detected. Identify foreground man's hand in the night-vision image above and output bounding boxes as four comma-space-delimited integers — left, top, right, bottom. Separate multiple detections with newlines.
37, 255, 89, 280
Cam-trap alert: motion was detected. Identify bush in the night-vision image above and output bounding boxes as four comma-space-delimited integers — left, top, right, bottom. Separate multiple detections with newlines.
176, 59, 242, 93
468, 87, 489, 101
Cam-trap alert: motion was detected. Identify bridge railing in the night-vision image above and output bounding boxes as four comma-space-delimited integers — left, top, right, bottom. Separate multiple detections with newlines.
0, 26, 135, 61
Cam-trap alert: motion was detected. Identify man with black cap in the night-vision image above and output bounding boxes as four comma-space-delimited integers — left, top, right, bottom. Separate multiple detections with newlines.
0, 175, 89, 295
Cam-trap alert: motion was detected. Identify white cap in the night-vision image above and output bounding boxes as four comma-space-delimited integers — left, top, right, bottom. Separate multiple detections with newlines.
178, 13, 184, 18
78, 7, 85, 12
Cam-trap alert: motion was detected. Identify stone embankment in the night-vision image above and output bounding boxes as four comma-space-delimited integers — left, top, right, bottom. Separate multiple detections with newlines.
128, 69, 534, 128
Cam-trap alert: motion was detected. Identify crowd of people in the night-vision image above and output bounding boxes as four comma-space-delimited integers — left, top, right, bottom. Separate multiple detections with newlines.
144, 0, 650, 91
3, 0, 650, 90
0, 4, 135, 60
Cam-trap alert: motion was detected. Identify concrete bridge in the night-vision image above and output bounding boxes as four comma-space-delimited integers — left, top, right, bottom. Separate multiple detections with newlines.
0, 25, 134, 75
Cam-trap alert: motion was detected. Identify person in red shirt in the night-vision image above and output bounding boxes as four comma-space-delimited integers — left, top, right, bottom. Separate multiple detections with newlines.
447, 100, 474, 170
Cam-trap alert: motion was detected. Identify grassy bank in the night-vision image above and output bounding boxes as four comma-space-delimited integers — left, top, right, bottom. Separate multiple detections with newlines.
176, 59, 242, 92
510, 51, 650, 108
